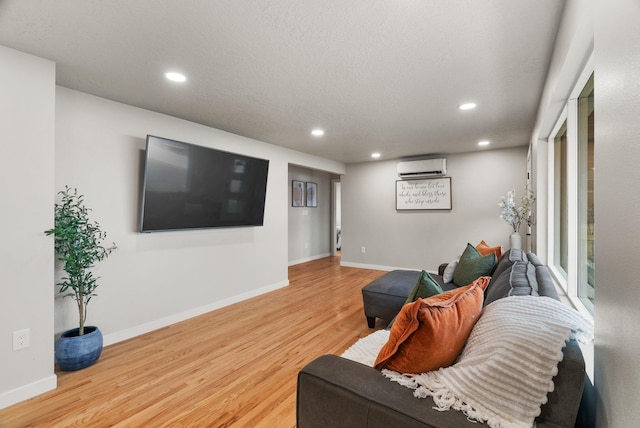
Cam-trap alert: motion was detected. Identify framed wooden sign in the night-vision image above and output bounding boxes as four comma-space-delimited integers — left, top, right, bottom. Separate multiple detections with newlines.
395, 177, 452, 210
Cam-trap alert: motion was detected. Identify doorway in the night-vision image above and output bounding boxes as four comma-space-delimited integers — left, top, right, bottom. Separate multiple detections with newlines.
331, 179, 341, 257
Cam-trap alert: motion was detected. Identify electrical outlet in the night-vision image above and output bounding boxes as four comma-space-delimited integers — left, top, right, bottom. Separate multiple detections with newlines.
361, 246, 366, 254
13, 329, 30, 351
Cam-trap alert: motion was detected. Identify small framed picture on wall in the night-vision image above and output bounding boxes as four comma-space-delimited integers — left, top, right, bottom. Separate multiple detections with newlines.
292, 180, 305, 207
306, 182, 317, 207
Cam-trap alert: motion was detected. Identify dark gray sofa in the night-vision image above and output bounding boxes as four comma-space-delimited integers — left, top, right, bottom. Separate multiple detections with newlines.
297, 249, 587, 428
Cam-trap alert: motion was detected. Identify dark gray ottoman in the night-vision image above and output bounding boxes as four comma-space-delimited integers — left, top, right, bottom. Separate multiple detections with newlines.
361, 267, 451, 328
361, 270, 421, 328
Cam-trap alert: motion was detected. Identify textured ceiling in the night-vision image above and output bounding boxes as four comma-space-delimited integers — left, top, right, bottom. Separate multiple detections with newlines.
0, 0, 564, 163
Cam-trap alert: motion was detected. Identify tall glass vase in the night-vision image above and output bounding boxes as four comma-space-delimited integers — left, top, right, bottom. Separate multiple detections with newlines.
510, 232, 522, 250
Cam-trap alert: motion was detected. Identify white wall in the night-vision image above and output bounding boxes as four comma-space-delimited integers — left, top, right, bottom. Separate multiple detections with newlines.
532, 0, 640, 425
340, 147, 528, 272
53, 87, 345, 346
530, 0, 594, 262
0, 44, 345, 407
532, 0, 594, 142
593, 0, 640, 426
287, 165, 333, 265
0, 47, 57, 408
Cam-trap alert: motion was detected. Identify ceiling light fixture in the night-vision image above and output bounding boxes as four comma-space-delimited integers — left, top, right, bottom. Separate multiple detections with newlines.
165, 72, 187, 83
371, 152, 381, 159
459, 102, 477, 110
478, 140, 490, 146
311, 129, 325, 137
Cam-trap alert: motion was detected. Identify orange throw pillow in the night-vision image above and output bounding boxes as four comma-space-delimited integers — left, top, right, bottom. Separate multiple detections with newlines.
373, 276, 490, 374
476, 240, 503, 260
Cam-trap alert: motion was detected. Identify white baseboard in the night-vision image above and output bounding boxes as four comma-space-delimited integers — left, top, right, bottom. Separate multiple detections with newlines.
288, 253, 331, 266
339, 261, 438, 276
0, 374, 57, 410
339, 261, 397, 271
103, 280, 289, 346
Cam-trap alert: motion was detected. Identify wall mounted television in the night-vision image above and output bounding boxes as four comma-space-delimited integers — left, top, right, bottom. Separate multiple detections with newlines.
140, 135, 269, 232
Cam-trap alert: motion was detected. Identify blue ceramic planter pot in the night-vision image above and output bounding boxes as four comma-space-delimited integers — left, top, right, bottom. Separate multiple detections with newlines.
55, 326, 103, 371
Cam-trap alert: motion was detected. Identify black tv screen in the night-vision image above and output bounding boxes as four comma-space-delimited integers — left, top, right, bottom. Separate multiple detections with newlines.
140, 135, 269, 232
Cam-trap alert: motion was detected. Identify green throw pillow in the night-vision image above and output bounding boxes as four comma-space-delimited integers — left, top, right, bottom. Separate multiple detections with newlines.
404, 270, 444, 304
453, 243, 497, 287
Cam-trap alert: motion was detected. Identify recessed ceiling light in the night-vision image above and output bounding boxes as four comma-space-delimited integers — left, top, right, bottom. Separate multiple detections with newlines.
165, 72, 187, 83
478, 140, 490, 146
371, 152, 381, 159
459, 102, 477, 110
311, 129, 325, 137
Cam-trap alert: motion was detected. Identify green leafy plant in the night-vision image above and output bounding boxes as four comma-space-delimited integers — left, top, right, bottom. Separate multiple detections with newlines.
45, 186, 116, 335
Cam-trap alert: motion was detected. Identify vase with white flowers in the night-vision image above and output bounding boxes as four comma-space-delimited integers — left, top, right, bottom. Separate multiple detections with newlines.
499, 187, 535, 250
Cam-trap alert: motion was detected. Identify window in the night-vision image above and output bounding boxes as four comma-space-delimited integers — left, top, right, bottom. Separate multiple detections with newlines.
578, 74, 594, 311
548, 67, 595, 316
553, 121, 569, 277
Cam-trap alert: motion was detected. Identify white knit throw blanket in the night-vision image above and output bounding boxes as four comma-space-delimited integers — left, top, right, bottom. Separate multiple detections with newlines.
342, 296, 593, 428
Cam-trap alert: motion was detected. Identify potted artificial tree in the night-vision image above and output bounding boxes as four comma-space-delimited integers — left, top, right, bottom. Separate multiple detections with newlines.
45, 186, 116, 371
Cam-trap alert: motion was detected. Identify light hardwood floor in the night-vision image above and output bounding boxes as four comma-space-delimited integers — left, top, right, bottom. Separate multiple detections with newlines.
0, 256, 385, 428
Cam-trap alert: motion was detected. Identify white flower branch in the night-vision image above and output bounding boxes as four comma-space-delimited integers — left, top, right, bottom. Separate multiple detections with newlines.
499, 187, 535, 233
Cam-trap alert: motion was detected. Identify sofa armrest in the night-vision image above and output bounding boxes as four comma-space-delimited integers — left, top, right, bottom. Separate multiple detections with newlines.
438, 263, 449, 276
298, 348, 585, 428
537, 340, 586, 428
297, 355, 482, 428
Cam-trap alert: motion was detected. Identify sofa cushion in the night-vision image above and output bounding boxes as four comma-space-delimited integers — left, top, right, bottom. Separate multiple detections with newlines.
373, 276, 490, 374
404, 270, 444, 304
526, 251, 544, 266
453, 243, 497, 287
484, 260, 539, 306
486, 248, 523, 290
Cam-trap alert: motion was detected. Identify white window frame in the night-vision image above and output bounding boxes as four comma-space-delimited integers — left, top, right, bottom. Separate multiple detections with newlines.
547, 108, 568, 293
546, 53, 594, 318
576, 74, 595, 314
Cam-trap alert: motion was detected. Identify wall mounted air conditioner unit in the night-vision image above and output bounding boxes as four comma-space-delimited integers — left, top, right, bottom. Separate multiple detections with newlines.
397, 158, 447, 179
